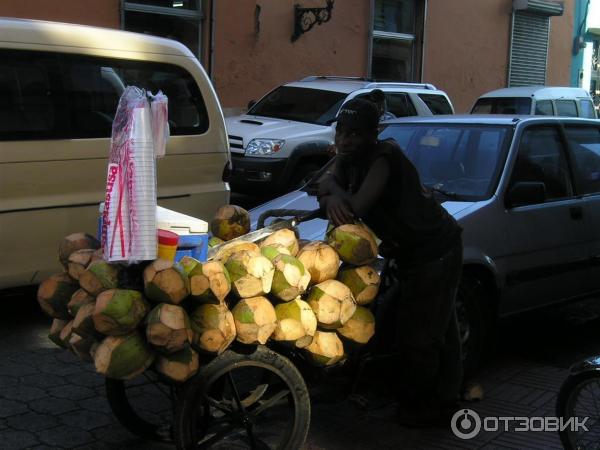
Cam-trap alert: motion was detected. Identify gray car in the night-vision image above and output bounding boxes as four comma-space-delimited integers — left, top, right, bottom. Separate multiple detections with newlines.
250, 115, 600, 371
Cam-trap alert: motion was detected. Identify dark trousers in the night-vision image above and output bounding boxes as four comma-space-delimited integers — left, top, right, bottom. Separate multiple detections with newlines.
375, 240, 463, 406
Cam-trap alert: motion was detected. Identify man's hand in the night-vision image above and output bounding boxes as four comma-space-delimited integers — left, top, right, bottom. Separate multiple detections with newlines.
323, 195, 354, 226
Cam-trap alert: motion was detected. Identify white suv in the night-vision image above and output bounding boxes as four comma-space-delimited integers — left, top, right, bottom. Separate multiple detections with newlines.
226, 76, 454, 195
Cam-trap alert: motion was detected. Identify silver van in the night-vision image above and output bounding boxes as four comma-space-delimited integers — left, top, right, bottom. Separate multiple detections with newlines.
0, 18, 230, 290
471, 86, 597, 118
250, 115, 600, 371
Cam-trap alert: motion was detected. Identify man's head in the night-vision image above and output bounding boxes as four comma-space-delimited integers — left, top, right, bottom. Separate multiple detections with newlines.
369, 89, 387, 117
334, 98, 380, 162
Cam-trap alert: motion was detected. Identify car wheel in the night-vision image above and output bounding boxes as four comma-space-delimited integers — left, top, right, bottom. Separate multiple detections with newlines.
456, 275, 495, 376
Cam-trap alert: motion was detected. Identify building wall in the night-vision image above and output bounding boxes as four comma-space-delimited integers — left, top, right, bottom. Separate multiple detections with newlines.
212, 0, 369, 114
425, 0, 575, 113
0, 0, 119, 28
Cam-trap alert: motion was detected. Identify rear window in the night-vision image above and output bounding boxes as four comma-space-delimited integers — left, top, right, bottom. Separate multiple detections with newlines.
248, 86, 346, 125
555, 100, 578, 117
471, 97, 532, 115
418, 94, 453, 115
580, 99, 597, 119
0, 49, 209, 141
534, 100, 554, 116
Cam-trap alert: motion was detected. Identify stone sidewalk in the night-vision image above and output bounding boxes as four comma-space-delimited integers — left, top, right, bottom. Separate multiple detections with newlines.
0, 314, 573, 450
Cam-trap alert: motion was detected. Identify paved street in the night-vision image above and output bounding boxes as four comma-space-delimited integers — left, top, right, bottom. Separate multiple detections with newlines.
2, 288, 600, 449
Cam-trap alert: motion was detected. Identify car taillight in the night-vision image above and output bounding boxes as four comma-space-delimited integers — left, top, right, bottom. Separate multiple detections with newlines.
222, 161, 232, 182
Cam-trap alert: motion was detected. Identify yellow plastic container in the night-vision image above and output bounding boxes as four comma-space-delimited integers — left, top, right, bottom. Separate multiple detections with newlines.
157, 229, 179, 262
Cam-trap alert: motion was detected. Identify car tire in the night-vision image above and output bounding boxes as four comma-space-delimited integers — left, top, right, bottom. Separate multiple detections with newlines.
456, 275, 496, 376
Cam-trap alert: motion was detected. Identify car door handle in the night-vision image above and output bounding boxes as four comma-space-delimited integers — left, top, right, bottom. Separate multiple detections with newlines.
570, 205, 583, 220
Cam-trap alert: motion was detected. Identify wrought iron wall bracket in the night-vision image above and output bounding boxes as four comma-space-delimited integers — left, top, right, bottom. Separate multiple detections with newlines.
291, 0, 334, 42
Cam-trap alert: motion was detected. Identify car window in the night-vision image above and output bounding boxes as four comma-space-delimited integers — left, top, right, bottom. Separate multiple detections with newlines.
471, 97, 532, 114
509, 126, 572, 203
534, 100, 554, 116
378, 123, 511, 200
555, 100, 578, 117
248, 86, 346, 125
564, 125, 600, 195
418, 94, 453, 115
64, 55, 209, 138
386, 93, 417, 117
580, 100, 597, 119
0, 50, 67, 141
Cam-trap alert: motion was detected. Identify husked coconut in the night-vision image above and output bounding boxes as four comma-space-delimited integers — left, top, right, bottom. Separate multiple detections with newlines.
232, 296, 277, 345
48, 319, 70, 349
210, 205, 251, 241
337, 306, 376, 345
67, 249, 101, 280
143, 259, 190, 304
225, 250, 274, 298
190, 303, 236, 354
337, 266, 380, 305
260, 229, 299, 256
154, 345, 200, 383
297, 241, 340, 284
68, 289, 95, 317
93, 289, 149, 336
145, 303, 193, 354
178, 256, 231, 303
327, 224, 378, 266
213, 241, 260, 263
79, 260, 121, 296
58, 232, 100, 268
307, 279, 357, 329
93, 333, 155, 380
261, 247, 310, 301
37, 273, 79, 319
272, 298, 317, 348
303, 331, 345, 366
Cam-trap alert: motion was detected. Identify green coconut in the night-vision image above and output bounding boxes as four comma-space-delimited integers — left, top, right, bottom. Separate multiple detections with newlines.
272, 298, 317, 348
208, 236, 225, 248
155, 344, 200, 383
337, 265, 381, 305
178, 257, 231, 303
67, 249, 101, 281
146, 303, 193, 354
261, 247, 310, 301
327, 224, 378, 266
306, 279, 357, 329
143, 259, 190, 304
297, 241, 340, 284
231, 296, 277, 344
48, 319, 70, 349
210, 205, 251, 241
93, 289, 149, 336
67, 289, 95, 317
37, 273, 79, 320
190, 304, 236, 354
336, 306, 376, 345
93, 332, 155, 380
260, 229, 299, 256
69, 333, 96, 362
225, 250, 274, 298
79, 260, 121, 296
58, 232, 101, 268
303, 331, 345, 367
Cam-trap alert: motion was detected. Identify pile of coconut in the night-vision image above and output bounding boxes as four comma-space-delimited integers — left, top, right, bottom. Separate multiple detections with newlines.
38, 205, 381, 382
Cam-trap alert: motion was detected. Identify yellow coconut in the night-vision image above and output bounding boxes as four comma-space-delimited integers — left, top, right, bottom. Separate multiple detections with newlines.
336, 306, 376, 345
337, 265, 380, 305
210, 205, 251, 241
231, 296, 277, 345
303, 331, 345, 366
297, 241, 340, 284
306, 279, 357, 329
327, 224, 378, 266
260, 229, 299, 256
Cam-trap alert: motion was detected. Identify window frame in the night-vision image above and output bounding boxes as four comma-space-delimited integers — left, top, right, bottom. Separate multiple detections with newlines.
560, 123, 600, 197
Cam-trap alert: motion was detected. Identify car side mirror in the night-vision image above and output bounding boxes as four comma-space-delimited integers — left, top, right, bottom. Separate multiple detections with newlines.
247, 100, 256, 110
506, 182, 546, 208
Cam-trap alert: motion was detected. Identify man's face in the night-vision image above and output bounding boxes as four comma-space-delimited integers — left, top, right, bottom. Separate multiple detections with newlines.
335, 123, 375, 160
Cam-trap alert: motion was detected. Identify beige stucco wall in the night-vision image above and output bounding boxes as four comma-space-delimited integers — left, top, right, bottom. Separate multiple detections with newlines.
212, 0, 369, 112
425, 0, 575, 113
0, 0, 119, 28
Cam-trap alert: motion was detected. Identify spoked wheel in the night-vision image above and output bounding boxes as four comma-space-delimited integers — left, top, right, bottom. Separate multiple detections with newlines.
174, 346, 311, 450
106, 371, 179, 442
556, 371, 600, 450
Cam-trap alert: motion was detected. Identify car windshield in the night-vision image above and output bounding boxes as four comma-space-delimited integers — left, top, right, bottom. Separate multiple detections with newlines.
378, 123, 512, 200
247, 86, 346, 125
471, 97, 532, 115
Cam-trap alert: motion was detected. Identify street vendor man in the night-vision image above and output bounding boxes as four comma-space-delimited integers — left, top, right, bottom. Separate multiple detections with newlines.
318, 98, 463, 426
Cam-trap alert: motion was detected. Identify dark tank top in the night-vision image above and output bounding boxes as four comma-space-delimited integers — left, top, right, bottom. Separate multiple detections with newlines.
344, 139, 461, 264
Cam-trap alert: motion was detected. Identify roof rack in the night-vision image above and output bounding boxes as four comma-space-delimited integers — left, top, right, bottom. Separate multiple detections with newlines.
364, 81, 437, 90
300, 75, 374, 82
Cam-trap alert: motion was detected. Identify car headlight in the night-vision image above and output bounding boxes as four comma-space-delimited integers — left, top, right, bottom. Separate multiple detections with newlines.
245, 139, 285, 156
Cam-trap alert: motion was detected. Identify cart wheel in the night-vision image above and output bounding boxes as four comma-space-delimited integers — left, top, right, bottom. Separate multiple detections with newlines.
105, 371, 179, 442
174, 345, 311, 450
